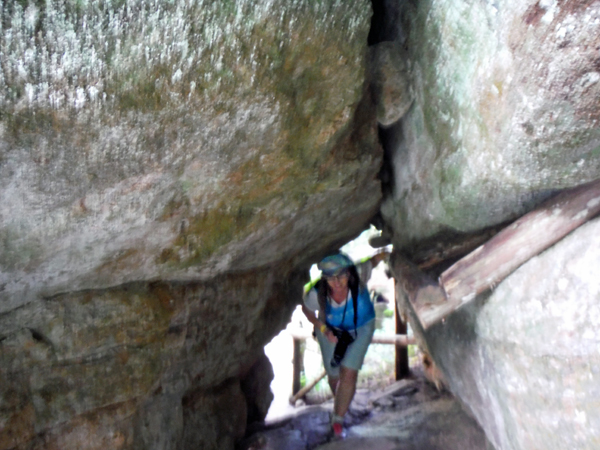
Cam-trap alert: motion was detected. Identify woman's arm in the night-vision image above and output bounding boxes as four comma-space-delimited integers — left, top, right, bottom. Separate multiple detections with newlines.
301, 305, 337, 343
302, 305, 324, 328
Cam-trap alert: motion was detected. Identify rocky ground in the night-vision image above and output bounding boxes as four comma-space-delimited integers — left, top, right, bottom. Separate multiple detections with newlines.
239, 374, 493, 450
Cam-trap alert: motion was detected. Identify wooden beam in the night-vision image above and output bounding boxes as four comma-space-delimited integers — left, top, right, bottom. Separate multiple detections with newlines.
289, 370, 327, 404
440, 178, 600, 306
286, 330, 415, 346
393, 179, 600, 330
372, 334, 416, 346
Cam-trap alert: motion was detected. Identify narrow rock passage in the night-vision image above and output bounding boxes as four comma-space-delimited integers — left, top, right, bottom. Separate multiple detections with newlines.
239, 375, 492, 450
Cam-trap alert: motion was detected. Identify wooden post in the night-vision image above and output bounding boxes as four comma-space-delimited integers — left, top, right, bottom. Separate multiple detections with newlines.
395, 279, 410, 380
440, 177, 600, 307
292, 338, 303, 396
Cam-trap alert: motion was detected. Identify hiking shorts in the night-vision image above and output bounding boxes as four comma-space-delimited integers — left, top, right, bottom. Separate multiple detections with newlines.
316, 319, 375, 378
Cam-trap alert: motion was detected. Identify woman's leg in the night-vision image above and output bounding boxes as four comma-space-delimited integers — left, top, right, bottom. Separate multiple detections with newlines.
316, 327, 339, 385
332, 320, 375, 420
328, 376, 339, 395
316, 328, 342, 398
333, 366, 358, 418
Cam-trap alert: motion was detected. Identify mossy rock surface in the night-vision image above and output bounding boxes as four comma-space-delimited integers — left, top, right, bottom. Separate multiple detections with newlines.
0, 0, 381, 308
0, 2, 381, 448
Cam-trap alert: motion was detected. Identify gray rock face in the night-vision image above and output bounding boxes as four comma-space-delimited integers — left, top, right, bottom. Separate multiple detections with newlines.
378, 1, 600, 449
381, 0, 600, 248
0, 0, 379, 309
241, 377, 491, 450
369, 42, 414, 127
0, 269, 303, 449
241, 351, 275, 425
3, 0, 600, 449
0, 1, 381, 449
421, 217, 600, 450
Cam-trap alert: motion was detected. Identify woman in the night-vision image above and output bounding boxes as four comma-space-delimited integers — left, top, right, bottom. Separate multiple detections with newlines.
302, 252, 376, 438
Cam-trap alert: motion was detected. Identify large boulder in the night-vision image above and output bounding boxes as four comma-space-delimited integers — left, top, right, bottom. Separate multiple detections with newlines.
0, 1, 381, 449
381, 0, 600, 449
0, 0, 380, 309
0, 269, 303, 450
369, 41, 414, 127
381, 0, 600, 248
420, 217, 600, 450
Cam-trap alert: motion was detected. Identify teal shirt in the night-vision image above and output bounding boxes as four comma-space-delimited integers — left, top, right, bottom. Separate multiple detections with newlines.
324, 287, 375, 331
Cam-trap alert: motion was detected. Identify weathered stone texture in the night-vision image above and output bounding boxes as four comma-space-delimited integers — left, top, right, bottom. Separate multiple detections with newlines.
0, 267, 303, 449
419, 217, 600, 450
369, 41, 414, 127
0, 1, 380, 448
241, 352, 275, 425
0, 0, 379, 309
381, 0, 600, 248
381, 1, 600, 449
6, 0, 600, 448
181, 379, 247, 450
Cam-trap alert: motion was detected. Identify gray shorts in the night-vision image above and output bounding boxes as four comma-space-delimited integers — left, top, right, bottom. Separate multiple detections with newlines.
316, 319, 375, 378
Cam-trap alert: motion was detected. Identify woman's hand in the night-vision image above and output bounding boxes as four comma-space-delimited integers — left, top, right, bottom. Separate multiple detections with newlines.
321, 325, 338, 344
303, 306, 338, 344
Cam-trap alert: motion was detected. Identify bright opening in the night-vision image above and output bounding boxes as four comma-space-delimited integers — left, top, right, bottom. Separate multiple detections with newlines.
264, 227, 416, 422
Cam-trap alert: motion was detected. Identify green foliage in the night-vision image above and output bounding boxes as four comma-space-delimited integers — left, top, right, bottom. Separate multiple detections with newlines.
408, 344, 417, 358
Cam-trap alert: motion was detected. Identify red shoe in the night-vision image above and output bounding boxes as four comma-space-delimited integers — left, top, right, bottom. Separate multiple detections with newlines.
332, 422, 345, 438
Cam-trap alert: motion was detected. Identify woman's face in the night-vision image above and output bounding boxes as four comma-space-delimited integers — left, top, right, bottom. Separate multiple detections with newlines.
326, 271, 349, 292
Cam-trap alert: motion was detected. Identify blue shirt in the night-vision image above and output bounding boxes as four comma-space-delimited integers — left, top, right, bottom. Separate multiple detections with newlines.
324, 287, 375, 331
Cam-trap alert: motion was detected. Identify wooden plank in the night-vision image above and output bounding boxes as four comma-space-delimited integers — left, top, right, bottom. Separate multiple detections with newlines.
289, 370, 327, 404
367, 379, 415, 406
286, 330, 415, 346
371, 334, 416, 346
439, 177, 600, 312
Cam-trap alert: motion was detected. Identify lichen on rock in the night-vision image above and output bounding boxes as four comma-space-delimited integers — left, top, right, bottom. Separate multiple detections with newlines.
0, 1, 381, 449
0, 0, 379, 304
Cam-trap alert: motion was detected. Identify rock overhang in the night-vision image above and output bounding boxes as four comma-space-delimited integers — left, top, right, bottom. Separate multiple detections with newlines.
0, 0, 382, 311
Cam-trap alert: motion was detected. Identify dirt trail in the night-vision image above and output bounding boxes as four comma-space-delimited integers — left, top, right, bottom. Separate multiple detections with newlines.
239, 375, 493, 450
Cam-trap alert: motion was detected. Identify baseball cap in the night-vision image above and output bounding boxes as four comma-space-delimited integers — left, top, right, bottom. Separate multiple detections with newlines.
317, 253, 354, 277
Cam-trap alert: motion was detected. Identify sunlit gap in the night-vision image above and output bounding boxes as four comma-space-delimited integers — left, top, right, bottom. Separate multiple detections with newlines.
264, 226, 417, 423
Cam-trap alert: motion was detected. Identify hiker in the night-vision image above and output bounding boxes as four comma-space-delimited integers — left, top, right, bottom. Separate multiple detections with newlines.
302, 253, 376, 438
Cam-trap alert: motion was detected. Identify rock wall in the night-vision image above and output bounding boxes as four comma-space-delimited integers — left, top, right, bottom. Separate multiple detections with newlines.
0, 268, 304, 449
380, 0, 600, 248
0, 1, 382, 449
382, 1, 600, 449
3, 0, 600, 449
0, 0, 380, 308
420, 217, 600, 450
